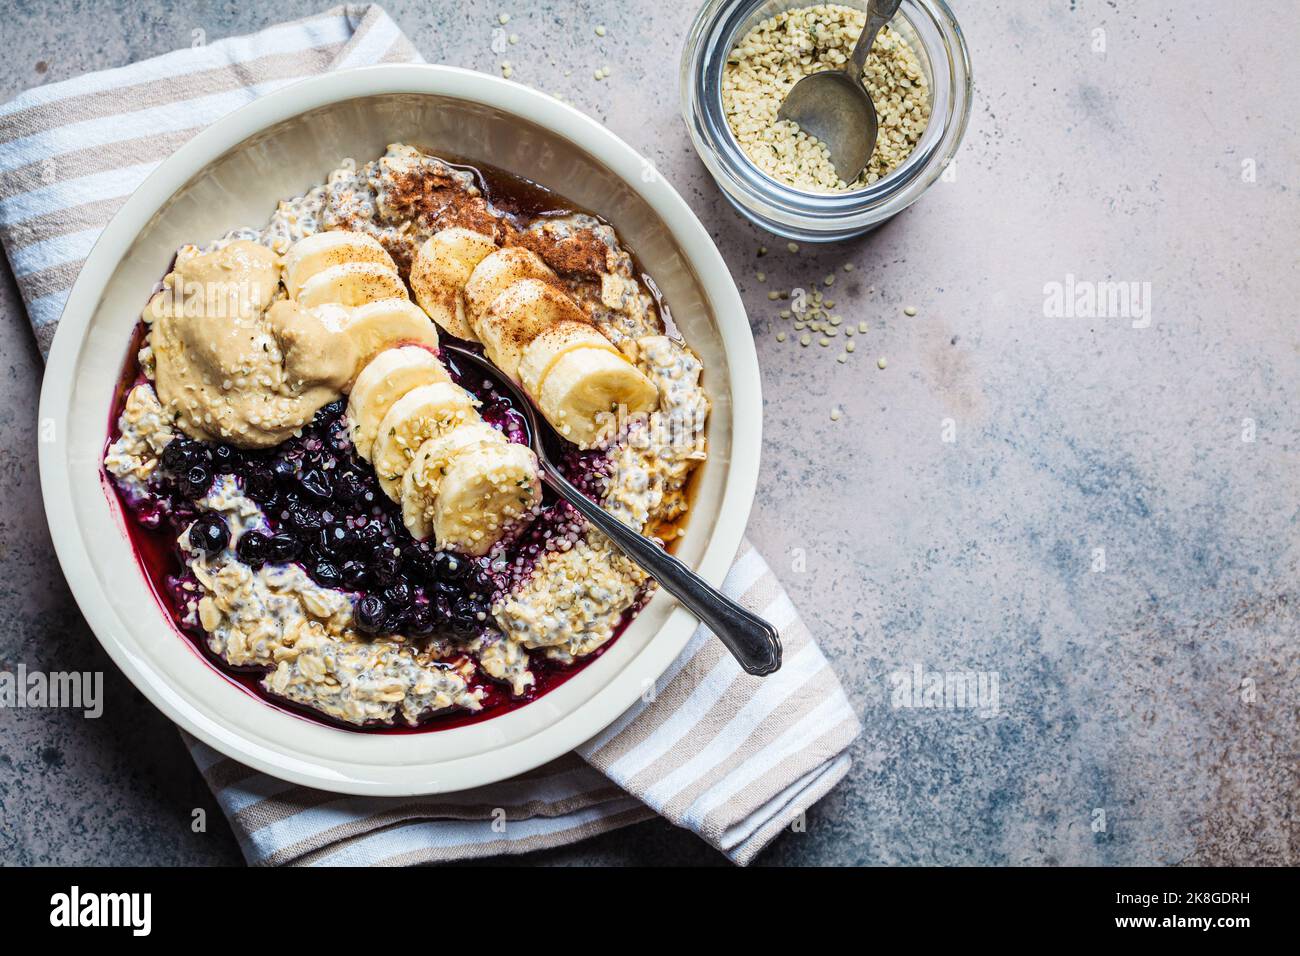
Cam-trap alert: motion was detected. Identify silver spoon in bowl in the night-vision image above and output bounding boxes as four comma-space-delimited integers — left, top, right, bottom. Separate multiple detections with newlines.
443, 344, 782, 677
776, 0, 902, 185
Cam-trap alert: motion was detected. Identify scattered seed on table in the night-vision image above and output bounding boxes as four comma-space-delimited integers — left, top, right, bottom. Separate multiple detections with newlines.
843, 262, 854, 272
845, 340, 856, 352
858, 321, 869, 333
767, 290, 780, 300
757, 245, 768, 256
877, 356, 888, 369
819, 338, 830, 347
756, 271, 766, 282
509, 33, 519, 44
830, 408, 842, 421
904, 305, 918, 316
837, 354, 848, 363
787, 242, 799, 253
595, 25, 607, 36
779, 309, 791, 318
800, 333, 811, 346
498, 12, 510, 24
776, 331, 787, 342
823, 274, 835, 286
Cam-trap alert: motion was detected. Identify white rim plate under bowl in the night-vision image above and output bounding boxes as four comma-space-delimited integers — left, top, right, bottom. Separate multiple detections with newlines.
38, 65, 761, 796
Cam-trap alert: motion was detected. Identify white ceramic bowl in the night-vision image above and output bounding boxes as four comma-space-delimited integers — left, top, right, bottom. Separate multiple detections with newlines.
38, 65, 760, 796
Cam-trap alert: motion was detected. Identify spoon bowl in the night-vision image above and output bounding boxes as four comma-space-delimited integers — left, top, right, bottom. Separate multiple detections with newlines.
778, 71, 880, 184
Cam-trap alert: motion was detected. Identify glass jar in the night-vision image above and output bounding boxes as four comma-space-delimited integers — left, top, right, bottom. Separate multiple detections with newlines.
680, 0, 973, 242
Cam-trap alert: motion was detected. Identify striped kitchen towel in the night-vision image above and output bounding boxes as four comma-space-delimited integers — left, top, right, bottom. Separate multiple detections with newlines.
0, 5, 861, 865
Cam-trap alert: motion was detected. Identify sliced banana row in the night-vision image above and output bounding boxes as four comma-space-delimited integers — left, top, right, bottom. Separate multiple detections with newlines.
402, 426, 539, 551
410, 231, 660, 448
286, 230, 541, 556
408, 227, 497, 342
370, 382, 480, 502
350, 357, 542, 555
348, 345, 452, 456
346, 348, 540, 556
282, 231, 440, 386
284, 231, 399, 299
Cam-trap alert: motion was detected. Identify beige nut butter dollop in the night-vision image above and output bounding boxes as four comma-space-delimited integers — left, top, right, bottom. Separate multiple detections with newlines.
146, 241, 355, 448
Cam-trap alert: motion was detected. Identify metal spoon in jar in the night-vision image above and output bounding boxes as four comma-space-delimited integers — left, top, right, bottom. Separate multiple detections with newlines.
776, 0, 903, 185
443, 344, 782, 677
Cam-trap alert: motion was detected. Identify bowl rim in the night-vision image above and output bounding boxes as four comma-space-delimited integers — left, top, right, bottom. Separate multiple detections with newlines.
37, 63, 761, 796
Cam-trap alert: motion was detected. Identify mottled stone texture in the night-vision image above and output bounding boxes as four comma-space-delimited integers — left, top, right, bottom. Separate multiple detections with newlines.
0, 1, 1295, 866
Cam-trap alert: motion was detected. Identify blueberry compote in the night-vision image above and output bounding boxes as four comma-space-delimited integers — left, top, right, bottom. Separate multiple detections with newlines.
164, 398, 502, 635
107, 342, 635, 733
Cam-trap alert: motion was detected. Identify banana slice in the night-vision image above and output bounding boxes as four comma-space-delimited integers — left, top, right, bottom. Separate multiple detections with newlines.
296, 261, 408, 310
342, 299, 440, 378
518, 319, 620, 398
283, 231, 397, 298
371, 382, 480, 501
463, 247, 555, 332
539, 347, 660, 448
347, 346, 452, 459
476, 278, 589, 381
400, 422, 507, 540
409, 228, 498, 342
432, 441, 542, 556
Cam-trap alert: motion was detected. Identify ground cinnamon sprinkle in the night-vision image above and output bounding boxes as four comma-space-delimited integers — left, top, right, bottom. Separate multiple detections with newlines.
385, 169, 514, 245
517, 226, 610, 277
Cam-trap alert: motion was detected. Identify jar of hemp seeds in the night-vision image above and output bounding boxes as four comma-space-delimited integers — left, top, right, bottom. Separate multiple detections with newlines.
681, 0, 973, 241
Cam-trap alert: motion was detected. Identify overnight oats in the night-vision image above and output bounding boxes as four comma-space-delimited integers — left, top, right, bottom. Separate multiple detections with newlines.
103, 144, 708, 730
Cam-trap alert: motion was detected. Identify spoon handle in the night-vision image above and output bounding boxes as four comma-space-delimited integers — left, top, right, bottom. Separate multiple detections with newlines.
540, 461, 782, 677
848, 0, 902, 81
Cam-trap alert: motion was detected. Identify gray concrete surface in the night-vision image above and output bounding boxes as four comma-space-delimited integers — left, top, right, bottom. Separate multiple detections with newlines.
0, 1, 1295, 866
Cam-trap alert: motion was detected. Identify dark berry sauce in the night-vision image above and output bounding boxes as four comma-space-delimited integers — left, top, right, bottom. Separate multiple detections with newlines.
104, 332, 639, 733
